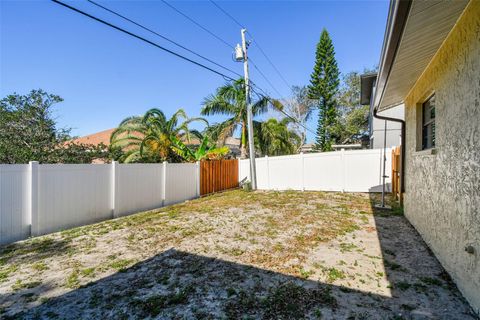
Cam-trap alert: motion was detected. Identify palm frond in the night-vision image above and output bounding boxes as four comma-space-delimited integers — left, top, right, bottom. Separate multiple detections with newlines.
110, 139, 142, 149
117, 116, 143, 128
143, 108, 167, 123
122, 150, 141, 163
201, 94, 237, 116
205, 119, 236, 146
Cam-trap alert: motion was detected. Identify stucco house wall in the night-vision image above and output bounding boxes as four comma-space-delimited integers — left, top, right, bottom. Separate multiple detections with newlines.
403, 1, 480, 313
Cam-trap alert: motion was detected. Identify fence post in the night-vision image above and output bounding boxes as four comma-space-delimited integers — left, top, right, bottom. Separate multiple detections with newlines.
265, 155, 269, 189
300, 152, 305, 191
195, 161, 200, 198
28, 161, 39, 237
341, 149, 346, 193
162, 161, 167, 206
111, 161, 118, 218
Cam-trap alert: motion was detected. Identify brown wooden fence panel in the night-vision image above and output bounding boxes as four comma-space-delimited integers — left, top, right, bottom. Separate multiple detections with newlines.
200, 159, 239, 196
391, 146, 402, 202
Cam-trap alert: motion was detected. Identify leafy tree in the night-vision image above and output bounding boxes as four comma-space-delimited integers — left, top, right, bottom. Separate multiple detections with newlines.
170, 135, 229, 162
308, 29, 340, 151
201, 78, 281, 158
254, 118, 301, 156
56, 142, 109, 164
0, 90, 108, 164
333, 70, 376, 145
283, 85, 315, 151
110, 108, 206, 163
338, 71, 362, 113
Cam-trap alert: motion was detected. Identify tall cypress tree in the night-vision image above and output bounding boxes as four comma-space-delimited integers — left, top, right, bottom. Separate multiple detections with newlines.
308, 29, 340, 151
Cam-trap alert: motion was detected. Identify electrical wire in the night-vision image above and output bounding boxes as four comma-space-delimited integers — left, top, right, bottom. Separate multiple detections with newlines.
249, 84, 317, 136
53, 0, 314, 136
248, 36, 292, 90
87, 0, 243, 78
249, 58, 284, 100
208, 0, 244, 29
51, 0, 236, 82
207, 1, 310, 135
160, 0, 234, 50
209, 0, 292, 90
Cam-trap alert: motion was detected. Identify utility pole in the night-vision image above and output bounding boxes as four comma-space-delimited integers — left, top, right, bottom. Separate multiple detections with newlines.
240, 28, 257, 190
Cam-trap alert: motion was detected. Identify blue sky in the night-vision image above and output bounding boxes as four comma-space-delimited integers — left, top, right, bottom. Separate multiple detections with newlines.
1, 0, 388, 142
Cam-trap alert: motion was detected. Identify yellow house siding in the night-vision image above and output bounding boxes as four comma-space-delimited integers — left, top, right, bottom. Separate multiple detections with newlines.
403, 0, 480, 314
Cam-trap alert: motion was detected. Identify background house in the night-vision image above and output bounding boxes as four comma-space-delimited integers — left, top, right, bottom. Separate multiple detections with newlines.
366, 0, 479, 313
71, 129, 242, 159
70, 128, 114, 147
361, 73, 404, 149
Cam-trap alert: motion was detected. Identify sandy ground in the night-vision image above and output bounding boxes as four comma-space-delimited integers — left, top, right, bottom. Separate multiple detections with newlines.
0, 190, 476, 319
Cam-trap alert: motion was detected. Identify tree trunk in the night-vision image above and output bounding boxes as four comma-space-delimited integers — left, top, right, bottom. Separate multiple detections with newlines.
240, 124, 247, 159
240, 145, 247, 159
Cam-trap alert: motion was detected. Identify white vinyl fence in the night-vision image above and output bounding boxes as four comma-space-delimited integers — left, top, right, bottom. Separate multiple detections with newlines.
239, 148, 392, 193
0, 161, 199, 245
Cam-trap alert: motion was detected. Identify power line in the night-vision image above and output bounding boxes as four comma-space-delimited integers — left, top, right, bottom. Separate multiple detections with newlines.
52, 0, 313, 136
205, 3, 310, 136
209, 0, 292, 90
160, 0, 234, 50
208, 0, 244, 29
162, 1, 302, 135
248, 36, 292, 90
249, 84, 317, 136
51, 0, 236, 82
87, 0, 243, 78
249, 58, 284, 99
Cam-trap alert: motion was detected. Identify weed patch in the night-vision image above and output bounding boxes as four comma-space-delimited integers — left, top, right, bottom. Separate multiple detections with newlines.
224, 282, 337, 319
132, 285, 193, 317
326, 268, 346, 282
12, 279, 41, 291
109, 259, 135, 272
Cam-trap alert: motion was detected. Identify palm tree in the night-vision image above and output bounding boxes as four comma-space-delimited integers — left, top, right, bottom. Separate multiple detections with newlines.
110, 108, 207, 163
201, 78, 281, 158
254, 118, 302, 156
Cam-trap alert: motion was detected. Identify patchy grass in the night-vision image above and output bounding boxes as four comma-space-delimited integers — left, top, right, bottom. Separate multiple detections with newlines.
80, 267, 96, 278
31, 262, 49, 272
224, 282, 337, 319
0, 265, 18, 283
384, 259, 404, 271
326, 268, 346, 283
108, 259, 135, 272
0, 190, 475, 319
11, 280, 41, 291
65, 269, 80, 289
395, 281, 412, 291
420, 276, 443, 286
131, 285, 194, 317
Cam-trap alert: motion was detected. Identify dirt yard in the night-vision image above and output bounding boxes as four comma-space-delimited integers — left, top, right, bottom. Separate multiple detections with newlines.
0, 190, 476, 319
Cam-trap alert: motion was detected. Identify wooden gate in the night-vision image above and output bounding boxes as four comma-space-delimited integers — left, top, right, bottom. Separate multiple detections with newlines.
391, 146, 402, 202
200, 159, 239, 196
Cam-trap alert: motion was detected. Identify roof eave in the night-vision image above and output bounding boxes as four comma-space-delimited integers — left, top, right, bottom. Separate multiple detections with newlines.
360, 73, 377, 105
373, 0, 412, 111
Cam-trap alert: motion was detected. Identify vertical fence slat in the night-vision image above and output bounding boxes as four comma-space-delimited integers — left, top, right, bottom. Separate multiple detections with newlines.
199, 159, 239, 196
391, 146, 401, 202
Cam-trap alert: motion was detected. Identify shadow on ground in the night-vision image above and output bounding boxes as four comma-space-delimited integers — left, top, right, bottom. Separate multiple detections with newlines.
367, 192, 476, 319
1, 192, 477, 319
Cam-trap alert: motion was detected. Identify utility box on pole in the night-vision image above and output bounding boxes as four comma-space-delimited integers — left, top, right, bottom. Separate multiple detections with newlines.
234, 44, 244, 61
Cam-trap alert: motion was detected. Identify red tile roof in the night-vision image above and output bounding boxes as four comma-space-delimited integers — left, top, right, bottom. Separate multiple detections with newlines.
70, 128, 116, 146
70, 128, 241, 149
